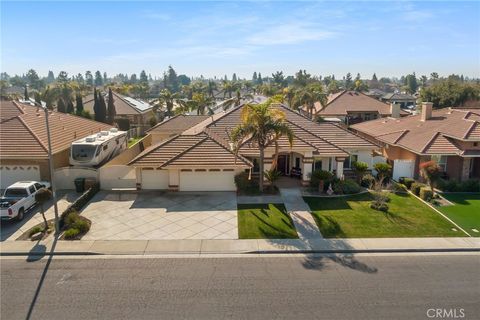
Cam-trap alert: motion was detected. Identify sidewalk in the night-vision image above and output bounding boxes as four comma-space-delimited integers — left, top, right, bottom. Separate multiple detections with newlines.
1, 237, 478, 256
279, 188, 323, 239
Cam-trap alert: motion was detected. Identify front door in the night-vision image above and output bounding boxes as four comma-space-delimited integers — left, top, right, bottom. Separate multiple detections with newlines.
277, 155, 289, 175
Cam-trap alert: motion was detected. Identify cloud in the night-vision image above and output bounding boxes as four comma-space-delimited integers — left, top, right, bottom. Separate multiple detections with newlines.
247, 23, 337, 45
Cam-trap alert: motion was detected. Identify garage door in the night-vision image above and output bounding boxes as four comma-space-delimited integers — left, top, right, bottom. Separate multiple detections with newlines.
180, 170, 236, 191
141, 169, 169, 190
393, 160, 415, 181
0, 165, 41, 189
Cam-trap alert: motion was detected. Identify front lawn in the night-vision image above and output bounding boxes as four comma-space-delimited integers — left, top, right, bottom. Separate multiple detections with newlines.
304, 192, 459, 238
237, 203, 298, 239
438, 193, 480, 237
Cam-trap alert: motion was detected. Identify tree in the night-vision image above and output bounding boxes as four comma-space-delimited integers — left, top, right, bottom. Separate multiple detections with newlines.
232, 73, 237, 82
190, 92, 215, 115
157, 89, 180, 117
430, 72, 439, 81
57, 71, 69, 83
420, 75, 428, 88
292, 83, 327, 119
66, 99, 74, 113
264, 169, 281, 192
207, 80, 217, 98
404, 73, 418, 94
139, 70, 148, 84
222, 80, 237, 98
293, 69, 311, 87
373, 162, 392, 186
419, 79, 480, 108
57, 97, 66, 113
231, 101, 294, 192
222, 89, 253, 111
85, 71, 93, 86
272, 71, 286, 88
46, 71, 55, 84
352, 161, 369, 184
107, 88, 116, 124
327, 80, 340, 94
252, 72, 258, 84
35, 188, 52, 231
345, 73, 353, 90
354, 79, 369, 92
26, 69, 41, 89
24, 85, 29, 100
75, 93, 84, 114
96, 91, 107, 123
166, 65, 179, 92
103, 72, 108, 84
419, 161, 441, 194
94, 71, 103, 86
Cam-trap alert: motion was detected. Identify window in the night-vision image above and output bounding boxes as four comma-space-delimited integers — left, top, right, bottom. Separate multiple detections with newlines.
34, 183, 43, 190
364, 114, 371, 121
295, 157, 301, 168
431, 155, 447, 171
313, 160, 323, 171
251, 158, 260, 173
29, 186, 36, 194
103, 145, 108, 151
343, 155, 358, 169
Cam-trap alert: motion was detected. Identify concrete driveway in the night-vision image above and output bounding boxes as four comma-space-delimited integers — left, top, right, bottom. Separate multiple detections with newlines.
81, 191, 238, 240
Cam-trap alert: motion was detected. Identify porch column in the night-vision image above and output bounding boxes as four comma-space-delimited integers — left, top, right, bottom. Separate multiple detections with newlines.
461, 158, 472, 181
135, 167, 142, 190
335, 157, 346, 179
302, 156, 313, 186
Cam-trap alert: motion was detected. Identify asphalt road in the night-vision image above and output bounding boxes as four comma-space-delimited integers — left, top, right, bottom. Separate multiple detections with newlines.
1, 254, 479, 320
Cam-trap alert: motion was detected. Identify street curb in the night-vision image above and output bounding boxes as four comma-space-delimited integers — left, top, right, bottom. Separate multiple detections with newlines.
2, 247, 479, 257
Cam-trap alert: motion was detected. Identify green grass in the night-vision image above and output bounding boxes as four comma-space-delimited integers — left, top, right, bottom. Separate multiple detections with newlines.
438, 193, 480, 237
238, 203, 298, 239
128, 137, 142, 148
304, 192, 459, 238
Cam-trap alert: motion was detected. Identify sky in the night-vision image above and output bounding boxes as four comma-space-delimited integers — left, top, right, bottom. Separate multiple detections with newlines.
1, 0, 479, 79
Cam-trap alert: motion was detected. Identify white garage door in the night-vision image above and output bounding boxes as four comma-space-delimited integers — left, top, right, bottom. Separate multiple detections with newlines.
180, 170, 236, 191
0, 165, 41, 189
141, 169, 169, 190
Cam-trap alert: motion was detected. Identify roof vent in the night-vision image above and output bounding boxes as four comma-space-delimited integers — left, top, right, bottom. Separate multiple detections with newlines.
86, 136, 96, 142
110, 128, 118, 133
101, 131, 109, 136
97, 133, 102, 138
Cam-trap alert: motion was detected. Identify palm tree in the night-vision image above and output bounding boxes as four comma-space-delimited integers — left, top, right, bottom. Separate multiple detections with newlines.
157, 89, 181, 117
292, 84, 327, 119
221, 89, 253, 111
222, 80, 236, 98
207, 80, 217, 98
191, 93, 215, 115
231, 101, 294, 192
282, 87, 297, 109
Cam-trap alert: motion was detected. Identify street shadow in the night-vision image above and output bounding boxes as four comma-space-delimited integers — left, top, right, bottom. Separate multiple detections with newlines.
25, 234, 58, 320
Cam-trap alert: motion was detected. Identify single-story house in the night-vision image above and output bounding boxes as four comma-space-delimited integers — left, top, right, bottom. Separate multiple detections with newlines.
351, 102, 480, 181
309, 90, 409, 125
129, 103, 380, 191
84, 91, 154, 134
0, 99, 112, 188
365, 89, 386, 100
381, 92, 416, 109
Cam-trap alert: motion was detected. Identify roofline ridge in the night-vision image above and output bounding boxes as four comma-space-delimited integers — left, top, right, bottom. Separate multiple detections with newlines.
112, 91, 143, 114
11, 100, 26, 114
160, 135, 209, 168
206, 134, 253, 167
146, 114, 181, 133
326, 90, 346, 106
206, 103, 245, 128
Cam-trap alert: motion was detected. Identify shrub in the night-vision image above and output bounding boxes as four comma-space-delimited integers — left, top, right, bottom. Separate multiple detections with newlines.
73, 218, 90, 233
352, 161, 369, 183
410, 182, 426, 196
460, 179, 480, 192
333, 179, 361, 194
400, 177, 415, 189
370, 201, 389, 212
234, 172, 259, 194
309, 170, 334, 190
29, 225, 44, 237
419, 187, 434, 201
373, 191, 391, 203
60, 183, 99, 229
65, 211, 80, 227
361, 174, 375, 188
64, 228, 80, 240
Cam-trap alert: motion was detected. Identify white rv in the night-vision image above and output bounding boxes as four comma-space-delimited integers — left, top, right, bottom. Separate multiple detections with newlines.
70, 128, 127, 167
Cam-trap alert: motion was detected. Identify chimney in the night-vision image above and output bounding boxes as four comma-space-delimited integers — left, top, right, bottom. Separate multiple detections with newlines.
390, 103, 400, 118
421, 102, 433, 121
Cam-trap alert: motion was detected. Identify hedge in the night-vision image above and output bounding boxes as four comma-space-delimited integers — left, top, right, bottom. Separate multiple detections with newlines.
59, 182, 100, 230
437, 179, 480, 192
410, 182, 426, 196
419, 187, 434, 201
399, 177, 416, 189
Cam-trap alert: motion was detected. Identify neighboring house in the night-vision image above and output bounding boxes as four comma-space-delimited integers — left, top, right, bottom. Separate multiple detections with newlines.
129, 103, 380, 191
0, 99, 112, 188
381, 92, 416, 109
310, 90, 409, 125
365, 88, 386, 100
84, 91, 155, 134
351, 102, 480, 182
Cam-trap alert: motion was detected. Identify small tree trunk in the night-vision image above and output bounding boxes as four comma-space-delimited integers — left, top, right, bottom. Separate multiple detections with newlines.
259, 146, 265, 192
40, 205, 48, 231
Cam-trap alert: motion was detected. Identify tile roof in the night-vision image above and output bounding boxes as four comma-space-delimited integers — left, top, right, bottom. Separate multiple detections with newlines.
0, 101, 113, 159
313, 90, 409, 116
0, 100, 24, 120
351, 108, 480, 155
131, 102, 378, 168
147, 115, 209, 134
129, 133, 251, 168
382, 92, 416, 101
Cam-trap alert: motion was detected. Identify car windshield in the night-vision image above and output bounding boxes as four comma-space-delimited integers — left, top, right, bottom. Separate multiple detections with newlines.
71, 145, 97, 161
3, 188, 28, 198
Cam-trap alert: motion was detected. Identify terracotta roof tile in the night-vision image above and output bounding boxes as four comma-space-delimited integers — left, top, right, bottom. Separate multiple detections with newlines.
147, 115, 209, 134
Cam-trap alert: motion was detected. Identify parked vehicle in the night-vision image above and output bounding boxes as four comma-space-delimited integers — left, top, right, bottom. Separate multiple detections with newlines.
0, 181, 51, 221
70, 128, 127, 167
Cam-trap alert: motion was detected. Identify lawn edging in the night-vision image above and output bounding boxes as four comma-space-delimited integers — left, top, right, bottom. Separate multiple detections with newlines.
406, 189, 471, 237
